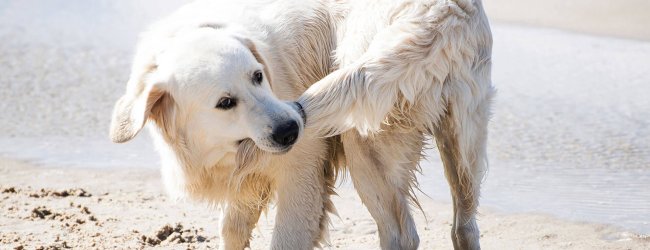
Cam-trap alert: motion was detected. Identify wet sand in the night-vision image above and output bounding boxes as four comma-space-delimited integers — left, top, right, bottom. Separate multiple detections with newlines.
484, 0, 650, 41
2, 158, 648, 249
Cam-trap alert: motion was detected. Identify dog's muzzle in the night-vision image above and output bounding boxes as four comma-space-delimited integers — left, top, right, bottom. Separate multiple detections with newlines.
292, 101, 307, 125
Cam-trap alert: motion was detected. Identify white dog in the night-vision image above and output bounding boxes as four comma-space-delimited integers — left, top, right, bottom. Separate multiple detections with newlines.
109, 1, 341, 249
110, 0, 493, 249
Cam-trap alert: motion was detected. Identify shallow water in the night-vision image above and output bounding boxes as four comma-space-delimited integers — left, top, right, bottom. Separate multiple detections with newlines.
1, 1, 649, 234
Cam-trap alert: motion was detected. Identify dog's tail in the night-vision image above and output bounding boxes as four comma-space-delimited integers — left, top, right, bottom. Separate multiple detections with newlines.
298, 0, 485, 137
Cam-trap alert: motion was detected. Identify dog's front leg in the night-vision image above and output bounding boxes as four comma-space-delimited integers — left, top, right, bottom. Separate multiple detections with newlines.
270, 164, 327, 250
221, 193, 267, 250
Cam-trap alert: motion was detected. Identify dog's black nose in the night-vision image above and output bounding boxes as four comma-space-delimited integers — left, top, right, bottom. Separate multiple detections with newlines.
272, 120, 299, 146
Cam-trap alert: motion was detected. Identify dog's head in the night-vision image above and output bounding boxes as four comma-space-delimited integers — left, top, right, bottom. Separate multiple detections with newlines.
110, 26, 304, 157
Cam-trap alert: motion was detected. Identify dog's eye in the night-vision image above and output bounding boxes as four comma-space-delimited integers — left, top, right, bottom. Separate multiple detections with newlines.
253, 70, 263, 84
216, 97, 237, 110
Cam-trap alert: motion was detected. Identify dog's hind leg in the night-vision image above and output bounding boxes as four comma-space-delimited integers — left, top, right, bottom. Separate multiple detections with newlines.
432, 88, 492, 250
342, 128, 424, 250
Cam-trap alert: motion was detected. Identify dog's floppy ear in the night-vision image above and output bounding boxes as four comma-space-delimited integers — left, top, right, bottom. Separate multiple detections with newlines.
110, 62, 168, 143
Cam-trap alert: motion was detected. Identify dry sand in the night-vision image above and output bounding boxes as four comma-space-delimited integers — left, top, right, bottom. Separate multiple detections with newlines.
1, 158, 648, 250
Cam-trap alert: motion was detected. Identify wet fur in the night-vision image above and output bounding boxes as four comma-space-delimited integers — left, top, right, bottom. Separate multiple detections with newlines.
110, 0, 492, 249
109, 0, 342, 248
298, 0, 494, 249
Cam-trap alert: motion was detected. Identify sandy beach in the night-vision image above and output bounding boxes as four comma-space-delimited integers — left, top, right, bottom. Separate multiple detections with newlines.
1, 0, 650, 249
2, 158, 648, 249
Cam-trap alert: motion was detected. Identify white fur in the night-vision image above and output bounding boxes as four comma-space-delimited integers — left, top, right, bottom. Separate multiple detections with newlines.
298, 0, 494, 249
110, 1, 339, 249
110, 0, 493, 249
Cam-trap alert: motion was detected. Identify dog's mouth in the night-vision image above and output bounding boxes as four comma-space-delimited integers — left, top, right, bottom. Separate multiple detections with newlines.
236, 138, 292, 155
271, 145, 293, 154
